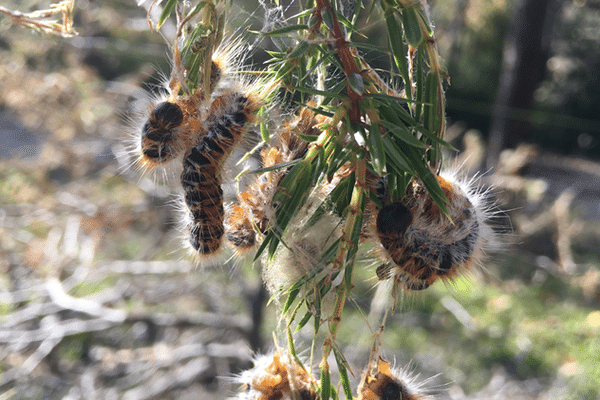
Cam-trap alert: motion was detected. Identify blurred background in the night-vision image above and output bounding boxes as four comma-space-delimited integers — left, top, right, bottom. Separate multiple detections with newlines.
1, 0, 600, 399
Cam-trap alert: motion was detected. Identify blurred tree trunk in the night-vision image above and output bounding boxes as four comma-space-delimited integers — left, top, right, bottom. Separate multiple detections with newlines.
486, 0, 555, 170
246, 282, 268, 352
446, 0, 470, 70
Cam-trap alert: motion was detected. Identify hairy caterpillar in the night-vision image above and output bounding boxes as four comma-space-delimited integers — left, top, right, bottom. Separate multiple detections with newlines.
373, 169, 497, 291
358, 358, 435, 400
129, 46, 233, 177
119, 20, 272, 261
138, 61, 223, 168
231, 349, 319, 400
225, 107, 322, 255
181, 90, 259, 257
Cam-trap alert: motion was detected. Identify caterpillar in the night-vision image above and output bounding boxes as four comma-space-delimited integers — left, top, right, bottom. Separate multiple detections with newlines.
373, 169, 497, 291
134, 58, 226, 175
225, 106, 322, 255
119, 19, 273, 261
181, 90, 259, 258
139, 100, 185, 165
358, 358, 434, 400
119, 32, 250, 181
222, 106, 346, 296
231, 349, 319, 400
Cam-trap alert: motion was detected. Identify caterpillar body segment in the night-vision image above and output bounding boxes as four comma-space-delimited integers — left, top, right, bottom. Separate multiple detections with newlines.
140, 101, 184, 164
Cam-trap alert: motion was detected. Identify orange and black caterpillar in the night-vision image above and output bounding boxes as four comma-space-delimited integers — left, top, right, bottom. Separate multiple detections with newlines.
358, 358, 431, 400
181, 91, 257, 256
233, 350, 319, 400
132, 50, 227, 173
225, 107, 322, 253
373, 172, 489, 291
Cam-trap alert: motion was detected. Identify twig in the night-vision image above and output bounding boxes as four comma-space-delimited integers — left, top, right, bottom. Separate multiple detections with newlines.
311, 0, 362, 124
124, 311, 252, 334
553, 190, 579, 274
0, 1, 78, 37
46, 278, 126, 323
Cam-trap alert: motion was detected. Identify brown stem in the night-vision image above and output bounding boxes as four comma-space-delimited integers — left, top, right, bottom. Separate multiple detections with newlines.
313, 0, 362, 124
